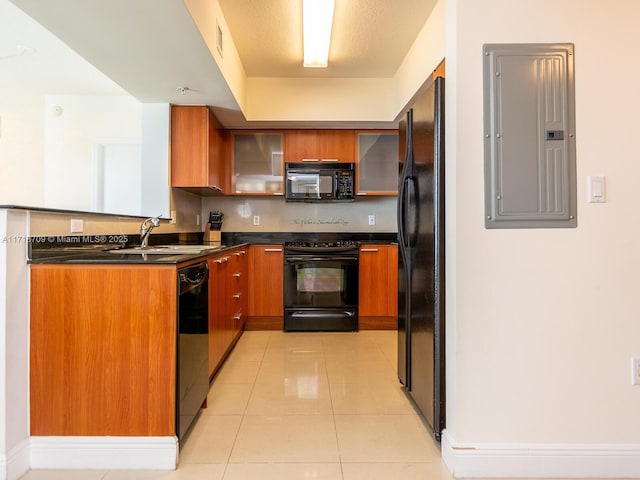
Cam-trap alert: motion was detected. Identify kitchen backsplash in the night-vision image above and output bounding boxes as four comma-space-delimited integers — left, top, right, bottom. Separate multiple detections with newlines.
26, 191, 396, 237
201, 196, 397, 233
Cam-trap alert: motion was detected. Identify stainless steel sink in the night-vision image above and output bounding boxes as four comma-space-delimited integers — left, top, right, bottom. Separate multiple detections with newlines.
109, 245, 222, 255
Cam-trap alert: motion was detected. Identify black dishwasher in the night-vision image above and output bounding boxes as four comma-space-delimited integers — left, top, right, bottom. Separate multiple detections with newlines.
177, 261, 209, 441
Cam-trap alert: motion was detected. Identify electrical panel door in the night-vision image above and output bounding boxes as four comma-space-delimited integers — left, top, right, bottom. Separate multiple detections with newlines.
483, 43, 576, 228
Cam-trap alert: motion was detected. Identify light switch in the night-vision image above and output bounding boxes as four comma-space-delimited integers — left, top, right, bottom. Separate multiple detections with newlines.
587, 176, 606, 203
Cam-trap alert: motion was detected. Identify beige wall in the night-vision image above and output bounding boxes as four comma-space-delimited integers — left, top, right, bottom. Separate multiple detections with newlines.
447, 0, 640, 451
28, 188, 200, 237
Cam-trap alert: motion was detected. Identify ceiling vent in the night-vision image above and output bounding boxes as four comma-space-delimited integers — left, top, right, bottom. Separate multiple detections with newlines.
216, 20, 224, 58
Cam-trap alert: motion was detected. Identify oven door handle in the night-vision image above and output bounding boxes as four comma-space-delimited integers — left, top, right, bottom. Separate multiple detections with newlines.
285, 256, 359, 263
289, 311, 356, 318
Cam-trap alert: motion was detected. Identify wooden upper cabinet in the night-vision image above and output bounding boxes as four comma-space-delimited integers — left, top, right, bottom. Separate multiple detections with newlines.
284, 129, 355, 163
284, 130, 318, 162
171, 105, 227, 193
320, 130, 355, 162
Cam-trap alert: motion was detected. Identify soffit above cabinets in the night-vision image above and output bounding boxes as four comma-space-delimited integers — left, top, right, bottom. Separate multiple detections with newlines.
6, 0, 441, 127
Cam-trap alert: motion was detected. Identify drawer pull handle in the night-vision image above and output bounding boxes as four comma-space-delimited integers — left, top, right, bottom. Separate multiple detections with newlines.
215, 256, 229, 264
232, 313, 242, 321
233, 293, 241, 299
232, 272, 242, 278
264, 248, 283, 252
360, 248, 379, 252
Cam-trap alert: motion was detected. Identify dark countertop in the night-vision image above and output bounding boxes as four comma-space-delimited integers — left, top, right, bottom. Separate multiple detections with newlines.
29, 243, 248, 265
27, 231, 396, 265
221, 232, 396, 245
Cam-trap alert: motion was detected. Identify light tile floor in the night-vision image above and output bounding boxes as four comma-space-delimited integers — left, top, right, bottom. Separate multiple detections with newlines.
21, 330, 453, 480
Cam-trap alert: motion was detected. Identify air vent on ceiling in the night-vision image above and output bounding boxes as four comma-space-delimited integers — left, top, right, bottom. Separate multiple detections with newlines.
216, 20, 223, 58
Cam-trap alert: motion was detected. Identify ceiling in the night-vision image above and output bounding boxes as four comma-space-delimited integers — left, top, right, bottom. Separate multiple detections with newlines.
4, 0, 438, 126
218, 0, 437, 78
0, 0, 125, 96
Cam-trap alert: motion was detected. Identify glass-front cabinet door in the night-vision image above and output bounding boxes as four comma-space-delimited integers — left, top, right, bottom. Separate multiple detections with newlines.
232, 132, 284, 194
356, 131, 399, 196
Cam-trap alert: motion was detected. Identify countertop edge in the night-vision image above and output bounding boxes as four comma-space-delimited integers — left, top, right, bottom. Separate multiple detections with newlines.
28, 243, 250, 265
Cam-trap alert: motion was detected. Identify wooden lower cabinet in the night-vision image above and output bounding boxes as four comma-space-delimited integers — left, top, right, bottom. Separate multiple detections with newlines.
30, 264, 177, 436
208, 253, 231, 375
247, 244, 284, 330
359, 244, 398, 329
208, 247, 247, 378
229, 247, 248, 336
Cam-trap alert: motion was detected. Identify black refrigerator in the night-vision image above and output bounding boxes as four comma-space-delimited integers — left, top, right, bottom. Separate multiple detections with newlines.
397, 76, 445, 440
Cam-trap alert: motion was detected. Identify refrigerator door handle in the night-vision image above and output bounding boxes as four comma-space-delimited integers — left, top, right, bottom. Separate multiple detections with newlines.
406, 176, 419, 248
398, 177, 410, 247
398, 176, 419, 248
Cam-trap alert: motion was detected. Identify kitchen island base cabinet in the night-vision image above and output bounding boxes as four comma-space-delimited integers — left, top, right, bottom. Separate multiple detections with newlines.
30, 265, 177, 437
246, 245, 284, 330
359, 244, 398, 330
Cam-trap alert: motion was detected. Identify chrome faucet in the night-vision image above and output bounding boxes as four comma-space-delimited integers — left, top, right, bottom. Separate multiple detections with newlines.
140, 216, 161, 248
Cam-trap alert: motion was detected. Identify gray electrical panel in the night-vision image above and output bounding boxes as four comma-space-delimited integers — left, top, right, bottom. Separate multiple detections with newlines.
483, 43, 577, 228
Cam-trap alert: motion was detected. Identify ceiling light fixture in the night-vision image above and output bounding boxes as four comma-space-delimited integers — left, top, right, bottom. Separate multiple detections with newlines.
303, 0, 335, 68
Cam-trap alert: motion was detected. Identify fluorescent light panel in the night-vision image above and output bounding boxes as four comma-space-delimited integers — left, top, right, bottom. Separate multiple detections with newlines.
303, 0, 335, 67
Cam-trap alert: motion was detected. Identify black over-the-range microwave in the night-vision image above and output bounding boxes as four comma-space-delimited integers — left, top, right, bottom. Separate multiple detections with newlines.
284, 162, 355, 202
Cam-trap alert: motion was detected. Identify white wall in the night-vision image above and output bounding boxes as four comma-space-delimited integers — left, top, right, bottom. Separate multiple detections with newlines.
141, 103, 171, 218
0, 95, 45, 207
445, 0, 640, 475
0, 210, 30, 480
43, 95, 142, 212
0, 211, 6, 475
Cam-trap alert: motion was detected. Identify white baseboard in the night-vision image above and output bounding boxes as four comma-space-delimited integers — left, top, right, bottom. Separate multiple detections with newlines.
0, 439, 30, 480
442, 430, 640, 478
30, 436, 178, 471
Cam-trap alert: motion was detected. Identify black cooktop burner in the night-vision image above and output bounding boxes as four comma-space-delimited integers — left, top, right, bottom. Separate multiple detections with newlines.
284, 240, 361, 254
285, 240, 360, 248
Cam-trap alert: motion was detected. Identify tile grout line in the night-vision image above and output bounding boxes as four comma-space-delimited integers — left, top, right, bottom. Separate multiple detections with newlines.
321, 333, 347, 480
220, 331, 271, 475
